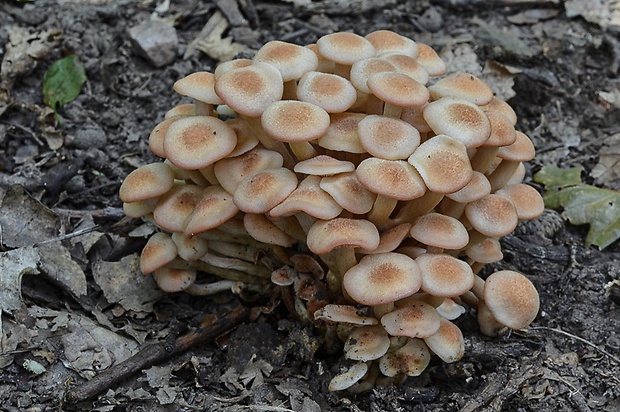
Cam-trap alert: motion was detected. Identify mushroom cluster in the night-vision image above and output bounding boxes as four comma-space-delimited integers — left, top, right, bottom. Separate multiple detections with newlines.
119, 30, 544, 391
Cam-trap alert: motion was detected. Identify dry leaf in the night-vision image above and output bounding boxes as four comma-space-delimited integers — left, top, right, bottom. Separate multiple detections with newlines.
0, 247, 40, 314
565, 0, 620, 29
591, 133, 620, 190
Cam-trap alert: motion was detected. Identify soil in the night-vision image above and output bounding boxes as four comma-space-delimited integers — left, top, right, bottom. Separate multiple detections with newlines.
1, 0, 620, 411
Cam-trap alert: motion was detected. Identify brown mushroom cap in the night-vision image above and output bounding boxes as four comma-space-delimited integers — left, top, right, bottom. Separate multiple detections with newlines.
415, 253, 475, 297
214, 62, 284, 117
213, 147, 284, 194
173, 71, 223, 105
423, 97, 491, 149
268, 175, 343, 220
152, 267, 196, 293
171, 232, 209, 261
261, 100, 330, 143
296, 71, 357, 113
344, 325, 391, 361
495, 184, 545, 221
318, 112, 367, 153
232, 167, 298, 214
319, 172, 377, 215
357, 115, 421, 160
164, 116, 237, 170
153, 183, 205, 233
294, 155, 355, 176
140, 232, 178, 274
480, 96, 517, 125
410, 212, 469, 250
119, 163, 175, 203
343, 252, 422, 306
314, 304, 378, 325
183, 185, 239, 237
356, 158, 426, 201
359, 223, 412, 255
464, 193, 519, 238
328, 362, 369, 392
381, 301, 442, 338
367, 71, 429, 108
423, 318, 464, 363
307, 218, 380, 255
213, 58, 252, 79
149, 117, 183, 158
483, 270, 540, 330
349, 57, 396, 94
428, 72, 494, 105
414, 42, 446, 76
243, 213, 296, 247
379, 338, 431, 377
381, 52, 430, 85
253, 40, 318, 82
365, 30, 418, 57
316, 32, 376, 66
465, 237, 503, 264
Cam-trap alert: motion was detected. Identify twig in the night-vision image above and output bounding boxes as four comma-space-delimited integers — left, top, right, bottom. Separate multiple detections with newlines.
529, 326, 620, 364
54, 207, 125, 221
33, 225, 100, 246
64, 305, 250, 404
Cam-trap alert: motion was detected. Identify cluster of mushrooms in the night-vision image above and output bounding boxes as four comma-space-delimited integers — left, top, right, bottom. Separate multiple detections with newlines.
119, 30, 544, 391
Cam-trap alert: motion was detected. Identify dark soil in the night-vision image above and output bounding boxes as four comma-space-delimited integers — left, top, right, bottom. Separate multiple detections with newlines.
1, 1, 619, 411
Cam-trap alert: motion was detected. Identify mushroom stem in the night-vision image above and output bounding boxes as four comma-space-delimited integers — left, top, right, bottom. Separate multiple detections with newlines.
367, 195, 398, 230
382, 102, 403, 119
245, 116, 297, 169
194, 101, 214, 117
469, 146, 499, 173
288, 141, 318, 161
393, 191, 444, 225
184, 279, 238, 295
487, 160, 520, 192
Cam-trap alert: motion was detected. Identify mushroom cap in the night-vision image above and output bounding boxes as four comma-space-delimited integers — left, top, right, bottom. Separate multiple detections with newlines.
317, 32, 376, 65
415, 253, 475, 297
465, 237, 503, 264
483, 270, 540, 330
319, 172, 377, 215
356, 158, 426, 201
343, 252, 422, 306
232, 167, 298, 214
349, 57, 396, 94
153, 183, 205, 233
183, 185, 239, 237
213, 58, 252, 79
381, 52, 430, 85
328, 362, 369, 392
428, 72, 493, 105
225, 118, 260, 157
173, 71, 223, 104
214, 62, 284, 117
253, 40, 318, 82
365, 30, 418, 57
261, 100, 330, 143
171, 232, 209, 261
152, 267, 196, 293
367, 71, 429, 108
164, 116, 237, 170
495, 184, 544, 221
400, 103, 432, 133
123, 198, 158, 218
444, 171, 491, 203
410, 212, 469, 250
149, 117, 183, 158
119, 163, 175, 203
408, 134, 473, 194
357, 115, 421, 160
314, 304, 378, 325
165, 103, 196, 119
381, 301, 442, 338
307, 218, 380, 255
464, 193, 519, 238
484, 110, 517, 147
497, 131, 536, 161
344, 325, 391, 361
379, 338, 431, 377
140, 232, 178, 274
414, 42, 446, 76
243, 213, 296, 247
268, 175, 343, 220
359, 223, 412, 254
214, 147, 284, 194
480, 96, 517, 125
318, 112, 367, 153
423, 97, 491, 149
294, 155, 355, 176
423, 318, 464, 363
296, 71, 357, 113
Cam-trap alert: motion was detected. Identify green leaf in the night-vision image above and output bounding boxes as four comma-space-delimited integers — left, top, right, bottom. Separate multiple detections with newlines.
534, 164, 620, 249
42, 55, 87, 114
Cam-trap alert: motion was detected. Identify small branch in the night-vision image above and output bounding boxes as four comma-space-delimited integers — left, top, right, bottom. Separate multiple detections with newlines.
64, 305, 249, 404
528, 326, 620, 364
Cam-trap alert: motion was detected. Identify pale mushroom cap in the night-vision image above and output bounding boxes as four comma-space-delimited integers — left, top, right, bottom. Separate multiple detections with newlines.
317, 32, 376, 65
261, 100, 330, 143
400, 103, 432, 133
497, 131, 536, 161
415, 253, 475, 297
243, 213, 296, 247
410, 212, 469, 250
225, 118, 260, 157
483, 270, 540, 330
356, 158, 427, 200
359, 223, 412, 254
381, 301, 442, 338
213, 58, 252, 79
414, 42, 446, 76
318, 112, 367, 153
314, 304, 378, 325
343, 252, 422, 306
253, 40, 318, 81
319, 172, 377, 215
484, 110, 517, 147
268, 175, 343, 220
153, 183, 205, 233
214, 147, 284, 194
296, 71, 357, 113
495, 184, 544, 221
215, 62, 284, 117
480, 96, 517, 125
423, 97, 491, 149
307, 218, 380, 255
344, 325, 391, 361
173, 71, 223, 104
464, 193, 519, 237
357, 115, 421, 160
423, 318, 464, 363
171, 232, 209, 261
294, 155, 355, 176
428, 72, 494, 105
408, 134, 473, 194
140, 232, 178, 274
445, 171, 491, 203
123, 198, 158, 218
165, 103, 196, 119
152, 267, 196, 293
233, 167, 298, 214
465, 237, 503, 264
183, 185, 239, 237
379, 338, 431, 377
366, 30, 418, 57
381, 52, 430, 85
349, 57, 396, 94
119, 163, 175, 203
149, 117, 182, 158
328, 362, 369, 392
367, 72, 429, 107
164, 116, 237, 170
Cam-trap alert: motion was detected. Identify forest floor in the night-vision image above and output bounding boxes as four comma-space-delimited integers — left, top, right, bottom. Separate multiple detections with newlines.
1, 0, 620, 411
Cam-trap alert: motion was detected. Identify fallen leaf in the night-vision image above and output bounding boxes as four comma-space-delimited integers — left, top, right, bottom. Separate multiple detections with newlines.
565, 0, 620, 29
37, 243, 88, 298
534, 164, 620, 249
591, 133, 620, 190
0, 247, 40, 313
42, 55, 87, 121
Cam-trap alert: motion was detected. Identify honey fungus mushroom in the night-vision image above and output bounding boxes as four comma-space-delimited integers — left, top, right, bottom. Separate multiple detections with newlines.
120, 29, 544, 391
